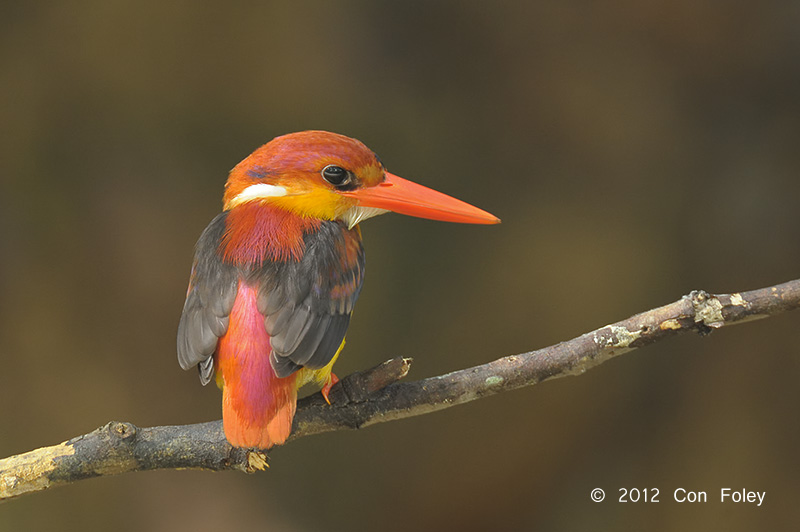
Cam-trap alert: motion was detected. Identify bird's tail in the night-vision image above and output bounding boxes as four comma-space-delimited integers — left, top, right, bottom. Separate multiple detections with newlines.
216, 281, 298, 449
221, 368, 297, 449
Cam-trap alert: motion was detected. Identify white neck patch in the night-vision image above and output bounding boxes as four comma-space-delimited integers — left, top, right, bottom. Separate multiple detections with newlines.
340, 206, 389, 229
229, 183, 288, 207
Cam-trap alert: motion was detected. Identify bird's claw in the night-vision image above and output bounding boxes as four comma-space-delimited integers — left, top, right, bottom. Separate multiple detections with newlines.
321, 373, 340, 405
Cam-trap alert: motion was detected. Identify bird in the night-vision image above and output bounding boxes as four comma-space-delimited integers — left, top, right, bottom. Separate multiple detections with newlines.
177, 130, 499, 449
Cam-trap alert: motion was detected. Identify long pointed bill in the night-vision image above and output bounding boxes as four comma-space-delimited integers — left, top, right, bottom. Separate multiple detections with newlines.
342, 173, 500, 224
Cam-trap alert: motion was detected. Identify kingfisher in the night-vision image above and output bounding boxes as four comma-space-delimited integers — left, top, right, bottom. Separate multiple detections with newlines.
177, 131, 499, 449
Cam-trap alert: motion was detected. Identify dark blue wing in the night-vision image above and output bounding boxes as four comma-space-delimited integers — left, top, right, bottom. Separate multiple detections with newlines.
255, 221, 365, 377
177, 213, 238, 385
178, 214, 365, 383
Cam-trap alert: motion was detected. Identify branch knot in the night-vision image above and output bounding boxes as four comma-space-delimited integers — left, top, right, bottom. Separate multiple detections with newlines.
109, 422, 137, 441
690, 290, 725, 330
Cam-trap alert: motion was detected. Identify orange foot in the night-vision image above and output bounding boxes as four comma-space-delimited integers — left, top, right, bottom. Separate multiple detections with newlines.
321, 373, 340, 405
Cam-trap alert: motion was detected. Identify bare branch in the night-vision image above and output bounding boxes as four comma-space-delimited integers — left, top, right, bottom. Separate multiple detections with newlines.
2, 279, 798, 501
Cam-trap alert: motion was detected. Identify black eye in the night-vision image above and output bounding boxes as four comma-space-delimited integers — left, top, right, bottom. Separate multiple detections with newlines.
321, 165, 350, 186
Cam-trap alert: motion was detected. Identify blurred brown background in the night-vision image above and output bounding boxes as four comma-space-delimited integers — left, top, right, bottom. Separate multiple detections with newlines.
1, 2, 798, 531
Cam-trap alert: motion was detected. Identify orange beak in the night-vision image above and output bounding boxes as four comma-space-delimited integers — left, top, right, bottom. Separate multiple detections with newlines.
342, 173, 500, 225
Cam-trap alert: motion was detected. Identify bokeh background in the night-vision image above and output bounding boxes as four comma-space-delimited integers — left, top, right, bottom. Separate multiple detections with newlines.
1, 2, 798, 531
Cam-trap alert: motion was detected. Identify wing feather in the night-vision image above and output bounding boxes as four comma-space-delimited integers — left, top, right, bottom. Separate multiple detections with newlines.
178, 215, 364, 384
177, 213, 238, 384
258, 221, 364, 376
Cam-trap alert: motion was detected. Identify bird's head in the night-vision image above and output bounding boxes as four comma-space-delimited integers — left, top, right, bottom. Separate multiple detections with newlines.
223, 130, 499, 228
